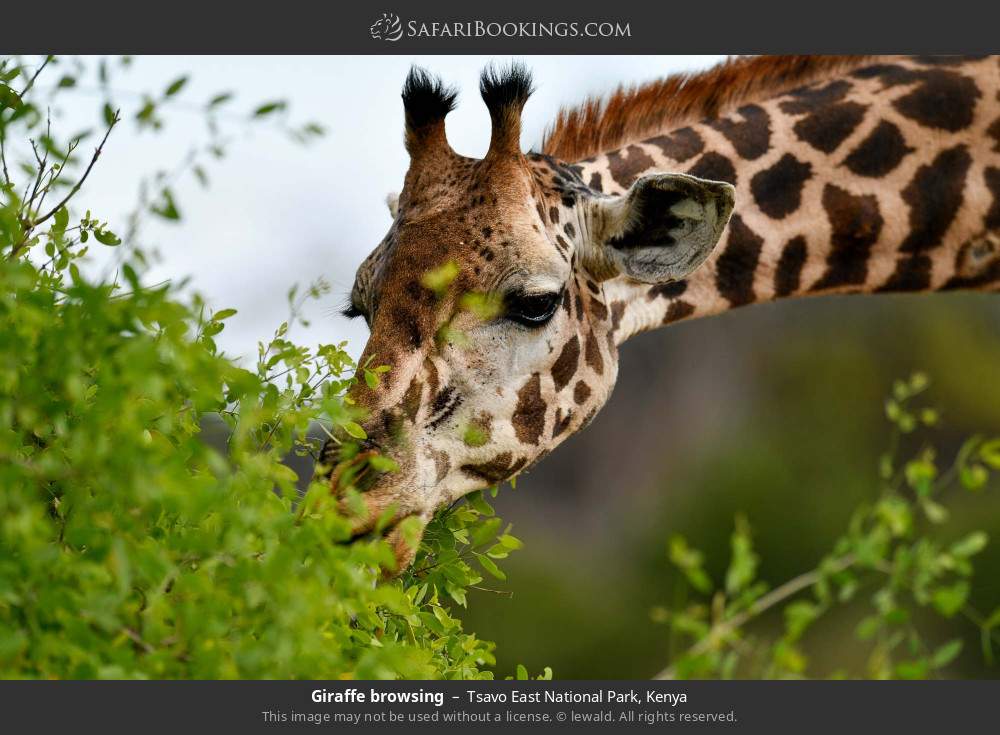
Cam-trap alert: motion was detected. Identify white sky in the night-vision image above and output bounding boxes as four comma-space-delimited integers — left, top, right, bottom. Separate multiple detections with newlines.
47, 55, 725, 360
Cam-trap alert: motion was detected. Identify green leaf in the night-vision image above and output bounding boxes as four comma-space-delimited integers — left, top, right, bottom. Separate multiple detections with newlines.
951, 531, 988, 558
420, 261, 459, 295
462, 424, 489, 447
985, 607, 1000, 630
341, 421, 367, 440
121, 263, 140, 291
921, 499, 948, 524
0, 83, 23, 111
930, 639, 963, 669
164, 76, 188, 97
94, 229, 121, 246
478, 555, 506, 581
515, 664, 528, 680
368, 455, 399, 473
151, 189, 180, 221
961, 464, 988, 492
980, 439, 1000, 470
498, 534, 523, 551
212, 308, 238, 322
855, 615, 880, 641
876, 497, 912, 537
253, 101, 287, 117
784, 600, 820, 642
904, 458, 936, 496
894, 660, 928, 680
725, 517, 759, 596
668, 535, 712, 594
931, 581, 969, 618
208, 92, 234, 108
467, 491, 494, 516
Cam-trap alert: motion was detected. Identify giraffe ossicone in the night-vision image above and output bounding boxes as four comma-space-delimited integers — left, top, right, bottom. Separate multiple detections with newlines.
330, 56, 1000, 572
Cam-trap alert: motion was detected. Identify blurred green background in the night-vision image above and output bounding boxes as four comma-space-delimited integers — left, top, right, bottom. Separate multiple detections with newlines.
457, 292, 1000, 678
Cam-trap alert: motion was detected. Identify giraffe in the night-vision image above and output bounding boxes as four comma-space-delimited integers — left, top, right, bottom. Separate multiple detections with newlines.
331, 56, 1000, 571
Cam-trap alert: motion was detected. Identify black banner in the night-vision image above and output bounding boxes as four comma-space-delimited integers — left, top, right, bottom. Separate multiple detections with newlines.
3, 0, 1000, 54
1, 680, 998, 732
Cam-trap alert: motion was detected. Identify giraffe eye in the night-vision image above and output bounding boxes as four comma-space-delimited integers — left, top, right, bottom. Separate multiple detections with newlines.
504, 290, 562, 327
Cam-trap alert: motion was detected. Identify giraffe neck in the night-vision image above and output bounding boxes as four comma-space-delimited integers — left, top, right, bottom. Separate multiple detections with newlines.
575, 56, 1000, 344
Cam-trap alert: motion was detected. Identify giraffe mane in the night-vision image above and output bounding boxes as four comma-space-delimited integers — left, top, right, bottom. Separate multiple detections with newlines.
541, 55, 878, 162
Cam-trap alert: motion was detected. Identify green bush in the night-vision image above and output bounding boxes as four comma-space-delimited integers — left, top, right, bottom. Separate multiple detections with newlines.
0, 56, 533, 680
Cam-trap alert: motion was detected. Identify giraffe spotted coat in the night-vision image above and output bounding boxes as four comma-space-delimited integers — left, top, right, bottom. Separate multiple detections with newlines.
332, 56, 1000, 570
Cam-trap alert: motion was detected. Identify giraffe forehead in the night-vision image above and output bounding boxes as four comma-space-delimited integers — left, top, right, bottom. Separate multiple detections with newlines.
368, 177, 573, 295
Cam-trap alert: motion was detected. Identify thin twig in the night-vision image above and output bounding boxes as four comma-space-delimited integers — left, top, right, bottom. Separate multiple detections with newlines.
653, 553, 857, 680
32, 110, 119, 229
25, 135, 50, 209
18, 56, 52, 97
122, 626, 154, 654
8, 109, 120, 258
37, 136, 79, 214
0, 136, 10, 189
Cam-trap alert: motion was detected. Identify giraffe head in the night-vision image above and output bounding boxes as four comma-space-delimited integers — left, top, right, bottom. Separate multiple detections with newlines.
336, 65, 734, 568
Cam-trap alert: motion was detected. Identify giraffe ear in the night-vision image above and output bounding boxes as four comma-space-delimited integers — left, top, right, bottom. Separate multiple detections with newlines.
583, 173, 735, 284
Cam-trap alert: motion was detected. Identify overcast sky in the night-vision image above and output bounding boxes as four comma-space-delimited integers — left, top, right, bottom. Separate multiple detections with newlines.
51, 55, 724, 360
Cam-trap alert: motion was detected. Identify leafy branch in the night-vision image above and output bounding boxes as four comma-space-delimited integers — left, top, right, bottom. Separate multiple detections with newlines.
653, 373, 1000, 680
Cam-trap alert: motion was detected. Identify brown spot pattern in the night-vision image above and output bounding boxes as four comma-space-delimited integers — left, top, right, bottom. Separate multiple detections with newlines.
461, 452, 527, 483
793, 101, 867, 154
663, 300, 695, 324
512, 373, 546, 445
607, 144, 656, 188
774, 235, 807, 297
584, 329, 604, 375
707, 104, 772, 160
402, 376, 422, 422
842, 120, 914, 178
892, 70, 981, 132
988, 117, 1000, 153
715, 214, 763, 307
550, 335, 581, 391
812, 184, 883, 290
779, 80, 852, 114
986, 166, 1000, 230
751, 154, 812, 220
881, 144, 972, 291
687, 152, 738, 185
646, 127, 705, 163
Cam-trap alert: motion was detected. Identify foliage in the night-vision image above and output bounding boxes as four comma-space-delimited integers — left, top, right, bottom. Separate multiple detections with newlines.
655, 373, 1000, 679
0, 55, 533, 680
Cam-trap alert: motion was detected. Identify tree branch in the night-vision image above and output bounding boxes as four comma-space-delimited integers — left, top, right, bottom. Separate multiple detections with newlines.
32, 109, 119, 229
18, 55, 52, 97
8, 109, 120, 258
653, 553, 857, 680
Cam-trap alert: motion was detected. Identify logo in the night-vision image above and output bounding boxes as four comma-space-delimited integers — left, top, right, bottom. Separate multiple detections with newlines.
370, 12, 403, 42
